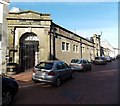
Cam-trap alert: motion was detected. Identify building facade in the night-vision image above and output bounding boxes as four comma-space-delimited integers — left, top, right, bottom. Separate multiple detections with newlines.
101, 40, 117, 57
7, 9, 101, 71
0, 0, 9, 74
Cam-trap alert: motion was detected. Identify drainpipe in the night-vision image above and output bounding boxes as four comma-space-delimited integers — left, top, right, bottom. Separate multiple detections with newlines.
80, 39, 82, 58
12, 27, 16, 62
48, 28, 52, 60
53, 26, 56, 60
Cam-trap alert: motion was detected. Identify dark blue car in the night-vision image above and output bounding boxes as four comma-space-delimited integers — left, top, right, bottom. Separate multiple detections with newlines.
1, 74, 19, 106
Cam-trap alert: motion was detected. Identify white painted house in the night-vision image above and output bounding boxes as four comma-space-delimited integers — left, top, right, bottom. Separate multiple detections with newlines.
101, 40, 118, 58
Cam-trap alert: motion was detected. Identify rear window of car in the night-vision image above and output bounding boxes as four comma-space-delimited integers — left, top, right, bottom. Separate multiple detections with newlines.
35, 62, 53, 70
95, 57, 99, 59
71, 59, 79, 63
105, 56, 110, 58
101, 57, 105, 59
7, 63, 18, 66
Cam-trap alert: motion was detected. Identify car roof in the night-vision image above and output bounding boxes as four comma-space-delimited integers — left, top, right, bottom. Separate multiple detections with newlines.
38, 60, 64, 63
71, 58, 88, 60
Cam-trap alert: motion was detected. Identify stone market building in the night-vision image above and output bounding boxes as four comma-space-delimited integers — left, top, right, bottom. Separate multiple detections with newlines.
7, 9, 101, 72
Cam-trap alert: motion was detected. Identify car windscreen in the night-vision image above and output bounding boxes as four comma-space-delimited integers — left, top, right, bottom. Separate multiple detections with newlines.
95, 57, 99, 59
35, 62, 53, 70
101, 57, 105, 60
71, 59, 79, 63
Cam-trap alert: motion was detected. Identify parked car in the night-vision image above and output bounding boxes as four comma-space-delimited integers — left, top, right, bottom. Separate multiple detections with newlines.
104, 56, 112, 62
110, 56, 115, 60
32, 60, 75, 87
6, 63, 21, 75
69, 58, 92, 72
93, 56, 107, 65
116, 54, 120, 59
2, 74, 19, 106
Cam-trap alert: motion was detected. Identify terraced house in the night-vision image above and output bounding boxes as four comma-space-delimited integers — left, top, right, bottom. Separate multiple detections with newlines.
7, 8, 101, 71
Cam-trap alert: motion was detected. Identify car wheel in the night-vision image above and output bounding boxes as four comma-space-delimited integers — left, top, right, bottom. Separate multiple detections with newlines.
83, 68, 86, 72
32, 78, 39, 83
55, 77, 61, 87
89, 67, 92, 71
2, 90, 13, 106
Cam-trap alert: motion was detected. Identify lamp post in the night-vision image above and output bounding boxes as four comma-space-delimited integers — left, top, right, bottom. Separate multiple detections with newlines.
98, 31, 102, 56
80, 39, 82, 58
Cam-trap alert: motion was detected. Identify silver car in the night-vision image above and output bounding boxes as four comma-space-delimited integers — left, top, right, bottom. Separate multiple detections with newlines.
93, 56, 107, 65
104, 56, 112, 62
70, 58, 92, 72
32, 60, 75, 87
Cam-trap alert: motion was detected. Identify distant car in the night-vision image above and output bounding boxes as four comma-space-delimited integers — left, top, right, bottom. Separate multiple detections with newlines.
69, 58, 92, 72
93, 56, 107, 65
2, 74, 19, 106
104, 56, 112, 62
116, 55, 120, 59
111, 57, 115, 60
32, 60, 75, 87
6, 63, 21, 75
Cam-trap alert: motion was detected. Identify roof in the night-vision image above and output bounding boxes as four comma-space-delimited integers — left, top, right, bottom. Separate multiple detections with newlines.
52, 22, 94, 44
38, 60, 64, 63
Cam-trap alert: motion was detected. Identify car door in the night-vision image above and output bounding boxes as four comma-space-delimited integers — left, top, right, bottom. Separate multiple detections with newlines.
83, 60, 87, 70
56, 62, 66, 80
70, 59, 79, 69
86, 60, 91, 70
61, 62, 71, 79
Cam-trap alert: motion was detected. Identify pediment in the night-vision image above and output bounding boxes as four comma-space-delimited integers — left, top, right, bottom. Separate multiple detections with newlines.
9, 10, 51, 20
19, 10, 41, 15
19, 11, 42, 19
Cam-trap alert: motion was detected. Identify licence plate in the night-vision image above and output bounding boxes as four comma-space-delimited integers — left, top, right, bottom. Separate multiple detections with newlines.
42, 72, 46, 75
10, 68, 13, 72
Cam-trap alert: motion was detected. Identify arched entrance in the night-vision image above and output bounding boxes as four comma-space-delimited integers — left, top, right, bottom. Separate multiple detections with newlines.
19, 32, 39, 71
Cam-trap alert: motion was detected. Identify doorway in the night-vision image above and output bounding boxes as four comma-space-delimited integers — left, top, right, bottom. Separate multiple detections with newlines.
19, 32, 39, 71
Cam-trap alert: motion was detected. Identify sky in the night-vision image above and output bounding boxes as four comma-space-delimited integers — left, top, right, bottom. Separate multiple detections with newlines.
9, 1, 119, 48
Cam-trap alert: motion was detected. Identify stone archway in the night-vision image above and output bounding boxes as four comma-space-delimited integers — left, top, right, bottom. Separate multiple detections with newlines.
19, 32, 39, 71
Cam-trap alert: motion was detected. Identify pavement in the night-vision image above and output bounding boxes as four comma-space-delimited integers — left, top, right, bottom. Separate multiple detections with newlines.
11, 69, 33, 86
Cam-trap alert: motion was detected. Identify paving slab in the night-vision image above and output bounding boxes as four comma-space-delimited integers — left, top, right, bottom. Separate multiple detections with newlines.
11, 70, 33, 86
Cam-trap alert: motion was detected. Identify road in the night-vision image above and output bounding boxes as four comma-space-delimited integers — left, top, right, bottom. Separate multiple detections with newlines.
12, 60, 118, 105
